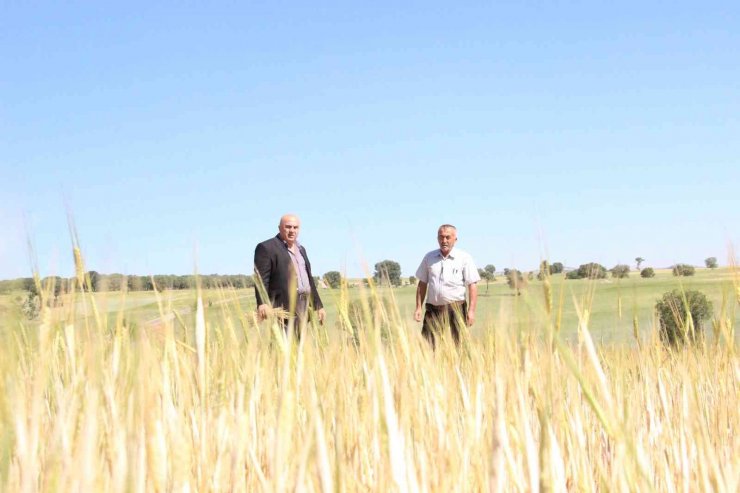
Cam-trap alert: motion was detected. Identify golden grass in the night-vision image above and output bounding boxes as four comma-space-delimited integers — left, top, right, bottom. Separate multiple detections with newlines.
1, 267, 738, 492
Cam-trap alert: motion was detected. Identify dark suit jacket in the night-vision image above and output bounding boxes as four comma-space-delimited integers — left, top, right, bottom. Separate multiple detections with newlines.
254, 235, 323, 311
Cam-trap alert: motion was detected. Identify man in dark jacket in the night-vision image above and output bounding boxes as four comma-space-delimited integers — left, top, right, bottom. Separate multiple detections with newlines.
254, 214, 325, 332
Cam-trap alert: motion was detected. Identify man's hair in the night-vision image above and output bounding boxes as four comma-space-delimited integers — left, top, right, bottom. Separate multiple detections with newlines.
438, 224, 457, 231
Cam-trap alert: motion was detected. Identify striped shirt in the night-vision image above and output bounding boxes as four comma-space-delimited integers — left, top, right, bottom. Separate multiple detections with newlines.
283, 240, 311, 295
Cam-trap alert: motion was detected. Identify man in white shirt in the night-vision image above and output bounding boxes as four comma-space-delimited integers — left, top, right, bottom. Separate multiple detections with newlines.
414, 224, 480, 347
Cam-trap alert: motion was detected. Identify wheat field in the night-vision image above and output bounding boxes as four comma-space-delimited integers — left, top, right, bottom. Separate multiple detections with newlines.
1, 264, 738, 492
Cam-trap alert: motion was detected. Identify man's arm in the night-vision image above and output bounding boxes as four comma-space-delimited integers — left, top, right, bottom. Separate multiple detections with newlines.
254, 243, 272, 320
414, 281, 428, 322
466, 282, 478, 326
302, 247, 326, 324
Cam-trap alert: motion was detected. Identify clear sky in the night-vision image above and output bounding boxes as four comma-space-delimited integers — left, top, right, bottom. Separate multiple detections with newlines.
2, 2, 738, 280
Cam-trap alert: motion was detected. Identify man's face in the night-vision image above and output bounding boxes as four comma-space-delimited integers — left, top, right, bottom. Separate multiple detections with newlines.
437, 227, 457, 255
278, 215, 300, 245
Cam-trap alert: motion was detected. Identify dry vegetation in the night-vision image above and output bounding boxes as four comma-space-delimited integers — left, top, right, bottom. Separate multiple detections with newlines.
1, 260, 739, 492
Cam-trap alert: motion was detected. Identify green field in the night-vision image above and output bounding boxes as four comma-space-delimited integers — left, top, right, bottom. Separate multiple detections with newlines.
3, 267, 738, 345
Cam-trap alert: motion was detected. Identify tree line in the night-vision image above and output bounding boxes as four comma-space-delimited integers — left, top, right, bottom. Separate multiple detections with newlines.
1, 255, 721, 295
0, 272, 255, 295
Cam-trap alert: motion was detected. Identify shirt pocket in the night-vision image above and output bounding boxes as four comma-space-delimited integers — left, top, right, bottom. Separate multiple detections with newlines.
444, 266, 464, 286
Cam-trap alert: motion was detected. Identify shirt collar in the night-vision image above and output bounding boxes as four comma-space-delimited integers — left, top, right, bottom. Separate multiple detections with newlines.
277, 234, 301, 250
437, 247, 456, 259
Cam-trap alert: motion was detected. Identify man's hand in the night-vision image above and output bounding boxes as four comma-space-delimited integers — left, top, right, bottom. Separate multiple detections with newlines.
466, 309, 475, 327
257, 304, 271, 321
414, 307, 423, 322
317, 308, 326, 325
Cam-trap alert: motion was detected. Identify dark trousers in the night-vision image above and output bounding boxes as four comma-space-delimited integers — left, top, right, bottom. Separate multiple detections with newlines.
280, 293, 310, 339
422, 301, 467, 348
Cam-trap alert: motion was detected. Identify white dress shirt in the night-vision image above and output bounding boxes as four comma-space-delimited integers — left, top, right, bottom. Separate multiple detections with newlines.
415, 247, 480, 306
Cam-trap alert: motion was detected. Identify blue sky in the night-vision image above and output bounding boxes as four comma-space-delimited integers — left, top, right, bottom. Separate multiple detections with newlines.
1, 2, 738, 280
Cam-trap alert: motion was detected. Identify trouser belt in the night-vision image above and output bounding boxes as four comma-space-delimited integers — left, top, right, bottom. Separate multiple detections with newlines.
425, 301, 465, 312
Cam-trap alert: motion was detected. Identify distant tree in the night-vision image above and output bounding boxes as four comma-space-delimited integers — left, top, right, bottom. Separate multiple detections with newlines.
127, 275, 143, 291
86, 271, 101, 291
566, 263, 608, 280
176, 275, 193, 290
103, 274, 124, 291
537, 260, 563, 281
537, 260, 549, 281
640, 267, 655, 278
374, 260, 402, 286
478, 268, 494, 293
505, 269, 527, 295
136, 277, 151, 291
610, 264, 630, 279
22, 277, 38, 296
41, 276, 65, 299
635, 257, 645, 270
323, 271, 342, 289
484, 264, 496, 279
408, 276, 416, 285
655, 289, 712, 345
672, 264, 695, 277
704, 257, 718, 269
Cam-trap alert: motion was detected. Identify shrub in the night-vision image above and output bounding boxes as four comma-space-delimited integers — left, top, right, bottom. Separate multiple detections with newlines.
323, 271, 342, 289
610, 264, 630, 279
640, 267, 655, 278
374, 260, 402, 286
537, 260, 549, 280
672, 264, 695, 277
537, 260, 564, 281
566, 262, 608, 280
655, 289, 712, 345
21, 294, 41, 320
505, 269, 527, 295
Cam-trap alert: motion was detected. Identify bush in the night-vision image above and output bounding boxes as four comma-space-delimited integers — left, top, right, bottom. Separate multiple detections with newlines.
22, 294, 40, 320
374, 260, 402, 286
537, 260, 549, 280
640, 267, 655, 278
505, 269, 526, 295
536, 261, 564, 278
655, 290, 712, 345
323, 271, 342, 289
672, 264, 695, 277
566, 262, 608, 280
610, 264, 630, 279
